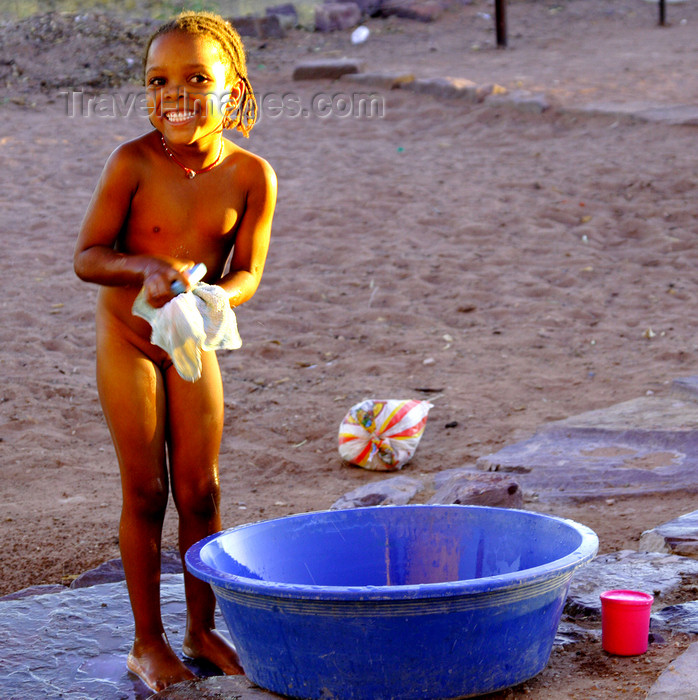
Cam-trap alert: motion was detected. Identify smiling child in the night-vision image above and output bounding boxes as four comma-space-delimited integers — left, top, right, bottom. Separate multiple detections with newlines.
73, 11, 277, 693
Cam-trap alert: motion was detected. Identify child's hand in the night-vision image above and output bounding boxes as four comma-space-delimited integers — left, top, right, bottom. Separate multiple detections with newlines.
142, 257, 195, 308
171, 263, 207, 295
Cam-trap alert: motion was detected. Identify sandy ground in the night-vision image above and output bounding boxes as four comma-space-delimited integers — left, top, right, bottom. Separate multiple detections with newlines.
1, 0, 698, 696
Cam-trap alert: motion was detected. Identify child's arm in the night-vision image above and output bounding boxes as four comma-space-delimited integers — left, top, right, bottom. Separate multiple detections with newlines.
218, 154, 277, 308
74, 144, 192, 307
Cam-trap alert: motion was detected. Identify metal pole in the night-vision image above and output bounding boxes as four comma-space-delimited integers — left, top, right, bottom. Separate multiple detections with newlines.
495, 0, 507, 47
658, 0, 666, 26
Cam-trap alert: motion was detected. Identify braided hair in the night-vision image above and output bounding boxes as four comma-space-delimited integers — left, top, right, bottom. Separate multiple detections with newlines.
143, 11, 257, 137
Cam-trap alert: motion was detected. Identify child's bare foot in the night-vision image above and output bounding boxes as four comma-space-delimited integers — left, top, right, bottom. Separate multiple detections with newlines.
183, 628, 245, 675
127, 642, 197, 693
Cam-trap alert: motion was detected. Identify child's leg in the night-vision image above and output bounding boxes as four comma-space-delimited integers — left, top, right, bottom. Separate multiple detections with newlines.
166, 349, 243, 674
96, 316, 196, 691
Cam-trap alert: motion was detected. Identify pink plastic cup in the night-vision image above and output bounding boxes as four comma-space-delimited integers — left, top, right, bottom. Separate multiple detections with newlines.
600, 589, 654, 655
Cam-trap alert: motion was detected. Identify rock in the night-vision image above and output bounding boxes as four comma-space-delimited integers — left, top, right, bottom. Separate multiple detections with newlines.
229, 14, 286, 39
0, 574, 227, 699
566, 550, 698, 619
631, 105, 698, 126
646, 641, 698, 699
485, 89, 551, 114
403, 77, 479, 100
69, 558, 127, 588
639, 510, 698, 557
0, 584, 66, 601
652, 602, 698, 634
265, 3, 298, 30
340, 71, 416, 89
433, 467, 472, 489
476, 394, 698, 501
260, 14, 287, 38
230, 16, 257, 36
152, 674, 279, 698
293, 59, 364, 81
337, 0, 382, 15
69, 548, 182, 588
330, 474, 424, 509
568, 102, 698, 126
671, 375, 698, 402
428, 470, 523, 508
378, 0, 444, 22
314, 2, 362, 32
554, 619, 599, 648
639, 529, 672, 554
476, 83, 508, 102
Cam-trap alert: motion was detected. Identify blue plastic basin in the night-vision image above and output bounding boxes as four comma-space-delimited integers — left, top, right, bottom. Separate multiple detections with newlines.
186, 504, 598, 699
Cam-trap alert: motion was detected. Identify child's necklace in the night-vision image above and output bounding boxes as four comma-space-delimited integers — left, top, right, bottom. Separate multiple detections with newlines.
160, 135, 224, 179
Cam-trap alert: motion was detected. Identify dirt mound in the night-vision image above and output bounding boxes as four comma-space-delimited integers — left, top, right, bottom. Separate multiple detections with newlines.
0, 11, 156, 93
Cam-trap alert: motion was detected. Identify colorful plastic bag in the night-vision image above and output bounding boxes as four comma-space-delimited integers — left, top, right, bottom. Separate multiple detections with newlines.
338, 399, 433, 471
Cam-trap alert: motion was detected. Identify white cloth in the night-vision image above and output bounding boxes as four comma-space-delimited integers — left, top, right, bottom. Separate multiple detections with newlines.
132, 283, 242, 382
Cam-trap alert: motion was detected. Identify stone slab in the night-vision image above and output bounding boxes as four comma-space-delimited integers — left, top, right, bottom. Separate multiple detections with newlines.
0, 583, 66, 600
554, 619, 599, 648
339, 71, 416, 89
337, 0, 381, 15
574, 102, 698, 126
69, 548, 183, 589
292, 59, 364, 81
265, 3, 298, 30
565, 550, 698, 619
0, 574, 229, 700
314, 2, 362, 32
668, 376, 698, 402
403, 76, 479, 100
652, 602, 698, 635
639, 509, 698, 557
227, 14, 286, 39
378, 0, 444, 21
427, 468, 523, 508
484, 89, 550, 114
646, 642, 698, 699
152, 674, 283, 699
477, 392, 698, 501
330, 474, 423, 509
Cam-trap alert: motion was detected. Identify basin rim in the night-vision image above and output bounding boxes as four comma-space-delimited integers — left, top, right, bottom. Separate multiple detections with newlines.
185, 504, 599, 601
